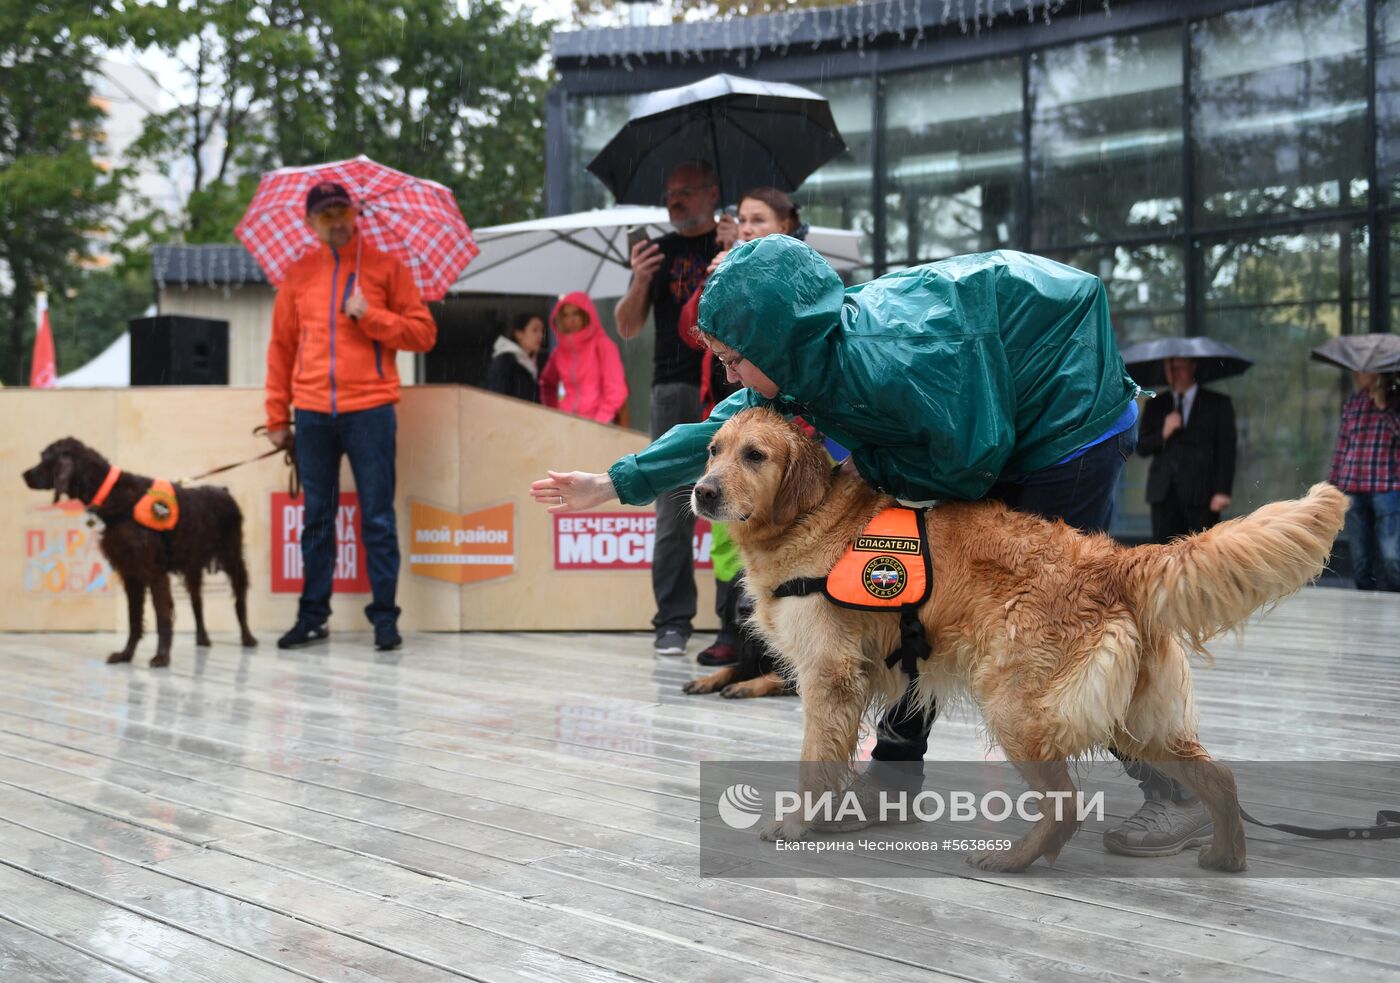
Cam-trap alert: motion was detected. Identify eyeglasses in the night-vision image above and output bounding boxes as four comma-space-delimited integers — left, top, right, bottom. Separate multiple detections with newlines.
714, 351, 745, 371
662, 184, 712, 204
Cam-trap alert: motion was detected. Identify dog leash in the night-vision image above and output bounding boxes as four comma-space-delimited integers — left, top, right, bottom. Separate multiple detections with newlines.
176, 426, 300, 499
1239, 807, 1400, 840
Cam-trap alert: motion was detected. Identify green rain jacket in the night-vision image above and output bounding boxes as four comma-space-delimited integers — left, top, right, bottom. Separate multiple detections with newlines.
608, 236, 1139, 505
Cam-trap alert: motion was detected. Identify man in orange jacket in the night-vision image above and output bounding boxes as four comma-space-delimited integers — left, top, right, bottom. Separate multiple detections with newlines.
264, 181, 437, 651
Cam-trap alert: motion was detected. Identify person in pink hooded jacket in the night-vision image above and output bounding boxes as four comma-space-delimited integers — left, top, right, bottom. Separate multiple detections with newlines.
540, 291, 629, 424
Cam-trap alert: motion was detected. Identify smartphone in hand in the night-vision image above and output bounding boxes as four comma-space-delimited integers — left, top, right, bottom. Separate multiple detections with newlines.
626, 225, 650, 253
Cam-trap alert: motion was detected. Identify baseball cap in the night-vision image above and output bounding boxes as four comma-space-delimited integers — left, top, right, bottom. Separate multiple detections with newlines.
306, 181, 353, 216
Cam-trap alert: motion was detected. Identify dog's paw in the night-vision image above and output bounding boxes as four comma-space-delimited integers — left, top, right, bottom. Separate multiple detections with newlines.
758, 816, 813, 842
106, 651, 134, 665
966, 849, 1034, 873
720, 683, 753, 699
682, 679, 714, 695
149, 653, 170, 669
1198, 847, 1246, 873
241, 634, 258, 648
195, 634, 212, 648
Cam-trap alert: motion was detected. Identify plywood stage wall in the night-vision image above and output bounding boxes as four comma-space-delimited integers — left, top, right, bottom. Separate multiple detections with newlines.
2, 386, 718, 634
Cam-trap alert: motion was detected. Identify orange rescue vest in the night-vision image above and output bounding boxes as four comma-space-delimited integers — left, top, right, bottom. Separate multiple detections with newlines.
823, 506, 931, 610
133, 479, 180, 532
771, 505, 934, 678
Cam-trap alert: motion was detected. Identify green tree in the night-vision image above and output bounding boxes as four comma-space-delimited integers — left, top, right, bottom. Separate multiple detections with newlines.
128, 0, 553, 240
49, 263, 154, 375
122, 0, 291, 242
349, 0, 554, 227
0, 1, 124, 384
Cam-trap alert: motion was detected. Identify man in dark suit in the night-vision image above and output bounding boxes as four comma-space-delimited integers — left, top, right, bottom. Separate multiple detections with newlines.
1101, 354, 1239, 857
1138, 356, 1237, 543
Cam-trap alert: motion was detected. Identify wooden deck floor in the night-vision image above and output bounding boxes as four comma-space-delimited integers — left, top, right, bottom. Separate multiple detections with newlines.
1, 585, 1398, 982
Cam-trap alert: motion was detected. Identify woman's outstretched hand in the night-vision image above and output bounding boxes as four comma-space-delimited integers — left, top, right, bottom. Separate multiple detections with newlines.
530, 471, 616, 514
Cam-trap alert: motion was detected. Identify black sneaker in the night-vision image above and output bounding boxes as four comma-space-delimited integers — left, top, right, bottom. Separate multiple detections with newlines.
654, 628, 688, 656
278, 622, 329, 649
374, 624, 403, 651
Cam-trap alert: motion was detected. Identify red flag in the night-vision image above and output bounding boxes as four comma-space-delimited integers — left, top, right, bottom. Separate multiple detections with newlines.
29, 292, 56, 389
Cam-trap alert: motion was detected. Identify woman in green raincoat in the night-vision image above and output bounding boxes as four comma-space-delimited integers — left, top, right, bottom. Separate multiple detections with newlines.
531, 236, 1210, 858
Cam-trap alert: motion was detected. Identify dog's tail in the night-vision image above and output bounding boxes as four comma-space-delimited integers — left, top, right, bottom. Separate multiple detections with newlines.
1118, 482, 1347, 651
205, 490, 245, 575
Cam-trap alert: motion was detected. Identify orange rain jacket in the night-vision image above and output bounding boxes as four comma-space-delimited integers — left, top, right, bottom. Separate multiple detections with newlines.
265, 232, 437, 431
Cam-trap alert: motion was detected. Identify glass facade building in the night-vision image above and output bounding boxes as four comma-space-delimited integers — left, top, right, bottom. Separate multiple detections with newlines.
550, 0, 1400, 538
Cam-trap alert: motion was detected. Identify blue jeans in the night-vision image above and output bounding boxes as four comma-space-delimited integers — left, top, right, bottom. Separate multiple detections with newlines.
871, 432, 1176, 789
294, 404, 402, 630
1345, 490, 1400, 592
984, 429, 1136, 533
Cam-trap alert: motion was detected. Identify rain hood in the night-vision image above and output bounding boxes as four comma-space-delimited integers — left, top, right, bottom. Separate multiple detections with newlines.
540, 291, 628, 423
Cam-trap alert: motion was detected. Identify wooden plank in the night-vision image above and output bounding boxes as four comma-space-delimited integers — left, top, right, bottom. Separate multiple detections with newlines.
531, 850, 1398, 982
5, 680, 1394, 879
0, 714, 1275, 981
0, 865, 311, 983
0, 817, 474, 983
0, 729, 1175, 982
6, 709, 1397, 979
1, 584, 1398, 983
5, 646, 1394, 884
0, 760, 832, 982
0, 915, 150, 983
211, 829, 975, 983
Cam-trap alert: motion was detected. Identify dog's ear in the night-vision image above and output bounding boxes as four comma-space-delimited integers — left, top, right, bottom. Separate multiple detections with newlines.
769, 426, 831, 528
52, 455, 76, 504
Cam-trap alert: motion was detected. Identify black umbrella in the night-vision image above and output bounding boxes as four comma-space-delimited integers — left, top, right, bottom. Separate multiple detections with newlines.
586, 73, 847, 207
1309, 334, 1400, 374
1119, 336, 1254, 386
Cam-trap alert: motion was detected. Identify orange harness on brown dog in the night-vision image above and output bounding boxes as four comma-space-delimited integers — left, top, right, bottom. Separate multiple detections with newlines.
88, 466, 181, 531
134, 479, 180, 531
772, 505, 934, 678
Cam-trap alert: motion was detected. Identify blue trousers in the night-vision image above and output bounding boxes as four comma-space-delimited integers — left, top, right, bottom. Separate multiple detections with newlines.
1345, 490, 1400, 592
294, 405, 401, 630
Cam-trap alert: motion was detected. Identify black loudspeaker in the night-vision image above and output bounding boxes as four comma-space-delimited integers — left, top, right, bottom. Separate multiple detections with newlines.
129, 315, 229, 385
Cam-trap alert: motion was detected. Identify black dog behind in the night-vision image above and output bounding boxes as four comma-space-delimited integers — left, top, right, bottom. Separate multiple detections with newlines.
23, 437, 257, 667
682, 582, 795, 699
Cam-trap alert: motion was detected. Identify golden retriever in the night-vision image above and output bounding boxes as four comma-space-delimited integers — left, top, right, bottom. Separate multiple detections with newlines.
692, 408, 1346, 872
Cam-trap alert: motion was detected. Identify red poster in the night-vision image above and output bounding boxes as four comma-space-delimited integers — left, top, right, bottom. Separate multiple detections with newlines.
553, 512, 712, 571
270, 492, 371, 593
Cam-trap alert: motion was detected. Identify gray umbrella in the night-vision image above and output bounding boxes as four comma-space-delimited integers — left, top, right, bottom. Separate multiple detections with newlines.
1309, 334, 1400, 374
586, 73, 847, 207
1119, 336, 1254, 386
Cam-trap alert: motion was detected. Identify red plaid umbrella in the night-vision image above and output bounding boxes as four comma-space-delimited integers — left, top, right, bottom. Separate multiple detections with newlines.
234, 155, 479, 301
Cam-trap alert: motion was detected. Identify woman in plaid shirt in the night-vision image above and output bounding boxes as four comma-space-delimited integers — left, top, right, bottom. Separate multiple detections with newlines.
1329, 371, 1400, 591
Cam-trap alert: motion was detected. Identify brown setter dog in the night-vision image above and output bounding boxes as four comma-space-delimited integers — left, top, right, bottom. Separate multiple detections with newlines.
23, 437, 257, 667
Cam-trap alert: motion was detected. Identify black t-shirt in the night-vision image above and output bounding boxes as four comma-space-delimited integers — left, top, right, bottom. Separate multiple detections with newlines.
648, 230, 719, 387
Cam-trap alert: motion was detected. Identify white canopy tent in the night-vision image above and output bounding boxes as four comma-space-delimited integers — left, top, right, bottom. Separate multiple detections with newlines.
451, 206, 865, 297
56, 331, 130, 388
